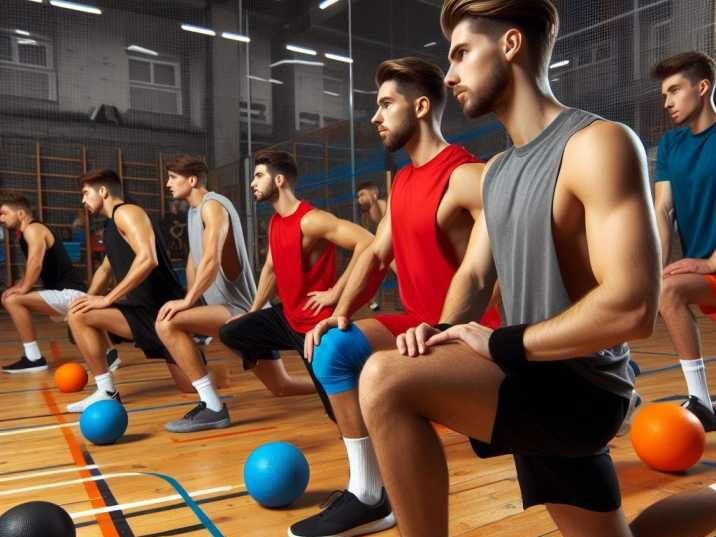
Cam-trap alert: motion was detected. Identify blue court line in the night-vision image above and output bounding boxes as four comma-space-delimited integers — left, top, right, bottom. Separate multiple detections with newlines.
82, 450, 135, 537
0, 396, 234, 433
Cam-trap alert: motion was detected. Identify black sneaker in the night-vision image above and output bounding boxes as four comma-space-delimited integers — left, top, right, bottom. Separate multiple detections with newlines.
288, 489, 395, 537
2, 356, 48, 374
682, 396, 716, 432
164, 402, 230, 433
106, 348, 121, 372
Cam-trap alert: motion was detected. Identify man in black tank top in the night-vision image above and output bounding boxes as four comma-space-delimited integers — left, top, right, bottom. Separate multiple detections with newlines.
0, 196, 120, 374
65, 169, 187, 413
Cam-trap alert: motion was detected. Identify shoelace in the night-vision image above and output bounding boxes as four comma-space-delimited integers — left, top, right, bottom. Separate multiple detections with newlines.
183, 402, 207, 420
319, 490, 350, 516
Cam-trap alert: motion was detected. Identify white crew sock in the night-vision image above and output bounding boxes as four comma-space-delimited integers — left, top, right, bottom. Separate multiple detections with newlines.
94, 372, 115, 394
681, 358, 714, 412
23, 341, 42, 362
344, 436, 383, 505
192, 375, 222, 412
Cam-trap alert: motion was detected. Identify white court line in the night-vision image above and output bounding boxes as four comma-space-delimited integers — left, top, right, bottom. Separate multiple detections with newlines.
0, 472, 140, 496
0, 421, 78, 437
69, 485, 235, 519
710, 483, 716, 492
0, 464, 99, 483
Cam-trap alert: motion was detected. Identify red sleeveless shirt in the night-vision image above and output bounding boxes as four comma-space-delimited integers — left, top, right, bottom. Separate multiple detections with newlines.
269, 201, 337, 333
376, 144, 500, 333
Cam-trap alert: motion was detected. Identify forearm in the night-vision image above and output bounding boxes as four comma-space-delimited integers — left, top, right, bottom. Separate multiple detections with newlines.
655, 210, 673, 267
184, 257, 220, 305
87, 266, 111, 295
18, 263, 42, 292
523, 286, 655, 360
250, 267, 276, 312
439, 270, 493, 324
104, 257, 156, 304
334, 248, 387, 317
332, 239, 373, 299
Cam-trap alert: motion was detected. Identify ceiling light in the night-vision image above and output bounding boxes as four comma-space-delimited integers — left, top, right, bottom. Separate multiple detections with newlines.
49, 0, 101, 14
286, 44, 317, 56
222, 32, 250, 43
325, 52, 352, 64
127, 45, 158, 56
181, 24, 216, 36
549, 59, 569, 69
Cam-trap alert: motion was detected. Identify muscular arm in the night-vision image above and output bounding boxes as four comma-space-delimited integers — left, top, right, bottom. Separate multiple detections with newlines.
333, 204, 394, 317
87, 256, 113, 295
17, 224, 47, 293
183, 200, 230, 306
103, 205, 159, 305
654, 181, 674, 267
250, 247, 276, 311
523, 122, 660, 360
185, 254, 196, 289
439, 162, 498, 324
300, 209, 375, 304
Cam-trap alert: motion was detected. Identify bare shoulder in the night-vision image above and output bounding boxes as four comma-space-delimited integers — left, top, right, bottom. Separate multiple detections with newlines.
201, 199, 228, 222
300, 207, 333, 236
23, 222, 48, 243
115, 204, 152, 228
564, 119, 643, 167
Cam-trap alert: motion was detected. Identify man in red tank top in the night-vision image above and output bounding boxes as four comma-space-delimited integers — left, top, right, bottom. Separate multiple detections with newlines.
289, 58, 499, 537
218, 149, 375, 422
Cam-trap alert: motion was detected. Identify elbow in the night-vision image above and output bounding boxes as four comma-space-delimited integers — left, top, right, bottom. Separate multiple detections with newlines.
623, 300, 658, 341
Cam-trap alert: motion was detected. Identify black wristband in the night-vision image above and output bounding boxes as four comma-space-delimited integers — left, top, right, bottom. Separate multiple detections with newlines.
432, 323, 453, 332
488, 324, 529, 368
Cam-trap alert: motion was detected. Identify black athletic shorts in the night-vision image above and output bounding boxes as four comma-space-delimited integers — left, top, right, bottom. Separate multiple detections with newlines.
114, 301, 175, 363
469, 360, 629, 512
218, 303, 335, 421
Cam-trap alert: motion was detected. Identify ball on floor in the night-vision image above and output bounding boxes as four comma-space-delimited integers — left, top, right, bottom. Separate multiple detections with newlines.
54, 363, 88, 393
80, 399, 128, 445
0, 501, 75, 537
631, 403, 705, 472
244, 441, 310, 507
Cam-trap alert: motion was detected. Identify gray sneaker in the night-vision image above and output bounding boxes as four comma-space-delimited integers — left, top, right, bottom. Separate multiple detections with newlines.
164, 402, 230, 433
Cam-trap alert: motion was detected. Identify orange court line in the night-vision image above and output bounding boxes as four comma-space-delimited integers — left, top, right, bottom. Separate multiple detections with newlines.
170, 425, 277, 444
42, 384, 121, 537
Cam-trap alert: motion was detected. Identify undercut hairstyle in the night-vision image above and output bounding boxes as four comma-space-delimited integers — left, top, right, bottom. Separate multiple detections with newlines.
440, 0, 559, 76
356, 181, 380, 194
254, 149, 298, 185
1, 196, 32, 214
651, 51, 715, 86
375, 57, 447, 117
166, 155, 209, 184
79, 169, 123, 197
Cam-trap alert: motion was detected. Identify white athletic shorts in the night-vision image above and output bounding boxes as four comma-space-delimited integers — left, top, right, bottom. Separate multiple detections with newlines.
37, 289, 86, 321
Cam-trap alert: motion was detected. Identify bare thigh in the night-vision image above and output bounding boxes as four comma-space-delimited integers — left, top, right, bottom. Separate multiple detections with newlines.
9, 292, 62, 316
78, 308, 134, 340
163, 305, 233, 337
662, 273, 716, 307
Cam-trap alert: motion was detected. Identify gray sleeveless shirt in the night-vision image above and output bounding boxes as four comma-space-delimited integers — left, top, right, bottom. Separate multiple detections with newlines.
483, 108, 633, 399
187, 192, 256, 315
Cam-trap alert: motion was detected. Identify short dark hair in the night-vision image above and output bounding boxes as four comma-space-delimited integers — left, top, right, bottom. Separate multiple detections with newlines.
254, 149, 298, 185
356, 181, 380, 194
651, 51, 715, 86
440, 0, 560, 77
1, 196, 32, 214
375, 57, 447, 117
166, 155, 209, 184
79, 169, 122, 196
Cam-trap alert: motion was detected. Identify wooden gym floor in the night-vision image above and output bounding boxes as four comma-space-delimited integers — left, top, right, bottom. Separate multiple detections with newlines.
0, 312, 714, 537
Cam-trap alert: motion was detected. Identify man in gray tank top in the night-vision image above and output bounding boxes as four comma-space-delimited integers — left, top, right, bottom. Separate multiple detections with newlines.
155, 155, 257, 433
350, 2, 714, 536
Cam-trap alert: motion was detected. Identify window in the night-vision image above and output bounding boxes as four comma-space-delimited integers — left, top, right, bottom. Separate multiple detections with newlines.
0, 31, 56, 101
128, 55, 182, 115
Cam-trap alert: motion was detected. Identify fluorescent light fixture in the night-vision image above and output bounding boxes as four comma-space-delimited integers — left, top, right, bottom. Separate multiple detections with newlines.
270, 59, 325, 68
222, 31, 250, 43
181, 24, 216, 36
354, 89, 377, 95
127, 45, 158, 56
325, 52, 352, 64
286, 44, 317, 56
248, 75, 284, 85
28, 0, 44, 3
17, 38, 39, 45
549, 59, 569, 69
49, 0, 102, 14
15, 29, 31, 36
423, 41, 437, 48
319, 0, 340, 8
323, 90, 340, 97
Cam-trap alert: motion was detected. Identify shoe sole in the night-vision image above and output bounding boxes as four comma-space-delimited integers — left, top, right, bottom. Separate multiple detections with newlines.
287, 512, 396, 537
165, 416, 231, 433
108, 358, 122, 372
3, 365, 49, 374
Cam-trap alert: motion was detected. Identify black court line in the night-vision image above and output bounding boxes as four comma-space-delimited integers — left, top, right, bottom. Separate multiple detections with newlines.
138, 525, 205, 537
0, 462, 72, 477
0, 396, 235, 433
81, 449, 135, 537
654, 394, 715, 403
74, 491, 249, 530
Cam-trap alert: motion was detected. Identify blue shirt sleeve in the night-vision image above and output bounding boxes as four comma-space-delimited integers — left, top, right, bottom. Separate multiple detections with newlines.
655, 133, 670, 182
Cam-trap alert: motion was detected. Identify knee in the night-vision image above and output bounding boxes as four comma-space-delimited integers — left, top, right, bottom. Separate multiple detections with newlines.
312, 326, 372, 394
155, 317, 176, 341
358, 351, 401, 422
2, 293, 19, 309
67, 309, 90, 328
659, 278, 686, 313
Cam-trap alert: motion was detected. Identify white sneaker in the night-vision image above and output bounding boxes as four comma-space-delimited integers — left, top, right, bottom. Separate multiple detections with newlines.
66, 389, 121, 413
616, 390, 642, 437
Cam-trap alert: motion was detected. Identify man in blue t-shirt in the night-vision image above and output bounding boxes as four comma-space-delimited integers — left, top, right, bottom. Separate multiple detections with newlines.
653, 51, 716, 432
